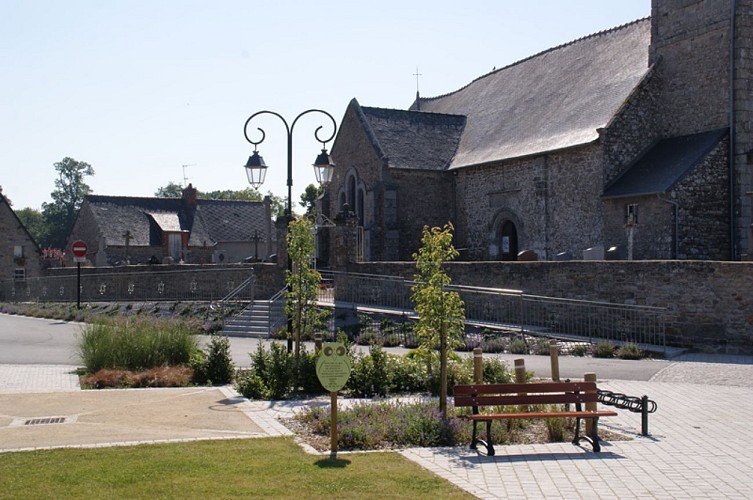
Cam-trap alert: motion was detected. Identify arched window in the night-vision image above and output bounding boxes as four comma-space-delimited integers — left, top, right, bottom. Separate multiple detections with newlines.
357, 188, 365, 225
348, 175, 356, 209
498, 220, 519, 261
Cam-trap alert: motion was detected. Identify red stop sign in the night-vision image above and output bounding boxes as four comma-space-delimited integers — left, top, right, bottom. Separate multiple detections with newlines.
71, 240, 88, 257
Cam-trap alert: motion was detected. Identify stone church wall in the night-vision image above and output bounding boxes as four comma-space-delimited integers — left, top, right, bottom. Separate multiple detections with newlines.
650, 0, 732, 137
389, 168, 453, 261
673, 137, 731, 259
354, 260, 753, 354
455, 144, 605, 261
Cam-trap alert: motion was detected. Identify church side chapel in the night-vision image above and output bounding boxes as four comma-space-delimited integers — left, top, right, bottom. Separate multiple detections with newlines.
324, 0, 752, 263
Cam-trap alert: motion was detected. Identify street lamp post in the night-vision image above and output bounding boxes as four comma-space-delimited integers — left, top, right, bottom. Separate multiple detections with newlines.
243, 109, 337, 352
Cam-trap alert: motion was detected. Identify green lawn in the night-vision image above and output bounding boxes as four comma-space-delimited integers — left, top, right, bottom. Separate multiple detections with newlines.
0, 437, 472, 499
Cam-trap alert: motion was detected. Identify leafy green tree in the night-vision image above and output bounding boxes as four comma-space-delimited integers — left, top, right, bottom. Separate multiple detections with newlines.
154, 183, 287, 217
41, 157, 94, 248
285, 217, 323, 359
411, 223, 465, 417
299, 183, 323, 218
154, 182, 184, 198
15, 207, 44, 245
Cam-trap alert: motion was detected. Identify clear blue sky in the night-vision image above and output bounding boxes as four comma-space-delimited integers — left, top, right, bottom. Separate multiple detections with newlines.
0, 0, 650, 210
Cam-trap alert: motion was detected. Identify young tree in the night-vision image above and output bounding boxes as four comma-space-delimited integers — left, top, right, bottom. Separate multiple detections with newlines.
411, 223, 465, 417
41, 157, 94, 248
285, 217, 323, 358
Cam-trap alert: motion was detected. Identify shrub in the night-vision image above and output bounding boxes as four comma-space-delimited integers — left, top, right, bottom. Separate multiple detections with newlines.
235, 372, 270, 400
382, 334, 402, 348
482, 336, 508, 353
235, 341, 294, 400
355, 329, 381, 346
532, 338, 552, 355
616, 342, 643, 360
202, 334, 235, 385
508, 338, 529, 355
295, 346, 324, 394
569, 344, 590, 357
481, 356, 514, 384
593, 341, 616, 358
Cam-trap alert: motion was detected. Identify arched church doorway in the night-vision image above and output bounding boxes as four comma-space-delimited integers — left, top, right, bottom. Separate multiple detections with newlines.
499, 220, 518, 261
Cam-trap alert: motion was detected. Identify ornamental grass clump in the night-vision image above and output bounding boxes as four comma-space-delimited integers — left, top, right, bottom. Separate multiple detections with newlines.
78, 316, 199, 373
616, 342, 644, 360
593, 341, 616, 358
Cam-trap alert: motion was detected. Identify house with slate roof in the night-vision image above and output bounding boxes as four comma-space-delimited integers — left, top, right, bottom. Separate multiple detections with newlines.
66, 184, 274, 266
325, 0, 753, 262
0, 188, 42, 282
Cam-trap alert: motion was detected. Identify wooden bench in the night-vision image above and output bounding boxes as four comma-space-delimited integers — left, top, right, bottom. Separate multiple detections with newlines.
454, 381, 618, 456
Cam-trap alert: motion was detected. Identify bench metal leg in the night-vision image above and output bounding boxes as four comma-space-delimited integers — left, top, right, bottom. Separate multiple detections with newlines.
469, 420, 495, 456
573, 417, 601, 452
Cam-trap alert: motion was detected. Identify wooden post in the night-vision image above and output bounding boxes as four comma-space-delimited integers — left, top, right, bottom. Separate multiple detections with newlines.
550, 340, 560, 382
315, 332, 323, 351
515, 358, 527, 411
330, 391, 338, 454
514, 358, 526, 384
473, 348, 483, 384
584, 372, 597, 436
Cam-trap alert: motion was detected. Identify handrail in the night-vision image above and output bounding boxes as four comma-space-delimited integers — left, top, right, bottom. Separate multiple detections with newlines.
211, 273, 255, 311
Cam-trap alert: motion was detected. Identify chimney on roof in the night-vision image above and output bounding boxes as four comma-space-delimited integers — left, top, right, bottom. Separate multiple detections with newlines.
182, 183, 198, 208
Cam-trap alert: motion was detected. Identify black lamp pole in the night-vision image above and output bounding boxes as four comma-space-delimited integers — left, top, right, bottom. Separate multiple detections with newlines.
243, 109, 337, 352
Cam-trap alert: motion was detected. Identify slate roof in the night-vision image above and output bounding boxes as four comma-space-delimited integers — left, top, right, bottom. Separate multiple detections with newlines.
602, 128, 728, 199
356, 103, 466, 171
410, 18, 651, 169
83, 195, 268, 247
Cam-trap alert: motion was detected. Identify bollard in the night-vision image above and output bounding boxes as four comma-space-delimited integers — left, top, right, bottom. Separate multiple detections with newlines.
584, 372, 597, 436
549, 340, 560, 382
641, 395, 649, 436
515, 358, 527, 411
315, 333, 323, 352
473, 348, 483, 384
514, 358, 526, 384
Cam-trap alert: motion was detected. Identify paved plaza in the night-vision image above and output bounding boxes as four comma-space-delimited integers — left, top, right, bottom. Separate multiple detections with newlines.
1, 353, 752, 498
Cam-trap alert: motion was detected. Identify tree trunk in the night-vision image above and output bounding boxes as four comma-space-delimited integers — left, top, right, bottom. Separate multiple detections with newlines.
440, 322, 448, 418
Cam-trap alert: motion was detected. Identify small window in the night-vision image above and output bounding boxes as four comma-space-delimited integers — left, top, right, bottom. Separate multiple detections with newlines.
14, 246, 23, 259
625, 203, 639, 225
14, 268, 25, 281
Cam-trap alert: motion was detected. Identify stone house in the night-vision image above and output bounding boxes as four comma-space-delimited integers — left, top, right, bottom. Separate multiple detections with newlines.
0, 189, 42, 282
325, 0, 753, 263
67, 185, 274, 266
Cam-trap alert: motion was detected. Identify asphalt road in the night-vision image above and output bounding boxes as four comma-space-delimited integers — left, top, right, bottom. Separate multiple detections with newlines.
0, 313, 673, 381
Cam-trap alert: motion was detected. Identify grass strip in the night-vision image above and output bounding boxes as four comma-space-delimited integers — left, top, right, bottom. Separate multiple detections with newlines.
0, 437, 472, 499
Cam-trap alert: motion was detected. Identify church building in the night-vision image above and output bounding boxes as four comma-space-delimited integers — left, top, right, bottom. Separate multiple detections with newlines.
325, 0, 753, 263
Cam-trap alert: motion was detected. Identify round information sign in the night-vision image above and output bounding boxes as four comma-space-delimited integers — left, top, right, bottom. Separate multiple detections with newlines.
316, 342, 352, 392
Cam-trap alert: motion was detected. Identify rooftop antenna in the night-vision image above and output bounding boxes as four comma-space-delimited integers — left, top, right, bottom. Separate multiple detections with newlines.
181, 164, 195, 188
413, 66, 422, 110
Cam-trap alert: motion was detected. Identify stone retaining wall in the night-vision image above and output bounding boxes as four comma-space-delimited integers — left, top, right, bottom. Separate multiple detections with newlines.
353, 260, 753, 354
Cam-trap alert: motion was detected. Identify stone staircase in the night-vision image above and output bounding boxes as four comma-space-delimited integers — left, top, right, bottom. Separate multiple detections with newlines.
220, 300, 285, 338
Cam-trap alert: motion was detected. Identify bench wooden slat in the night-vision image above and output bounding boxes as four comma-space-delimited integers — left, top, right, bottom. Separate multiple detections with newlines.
461, 410, 618, 421
455, 392, 599, 407
453, 382, 598, 396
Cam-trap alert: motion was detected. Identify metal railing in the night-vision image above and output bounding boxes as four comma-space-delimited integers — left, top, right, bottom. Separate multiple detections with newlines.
1, 268, 256, 303
322, 271, 666, 349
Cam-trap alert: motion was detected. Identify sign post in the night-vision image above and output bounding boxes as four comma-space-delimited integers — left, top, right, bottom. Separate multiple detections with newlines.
71, 240, 88, 309
316, 342, 351, 455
